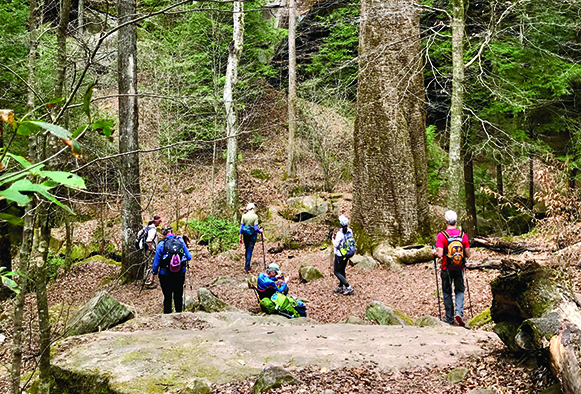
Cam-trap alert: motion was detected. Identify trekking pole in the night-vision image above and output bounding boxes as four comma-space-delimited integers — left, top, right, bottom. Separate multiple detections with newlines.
465, 269, 472, 320
261, 231, 266, 270
433, 246, 442, 321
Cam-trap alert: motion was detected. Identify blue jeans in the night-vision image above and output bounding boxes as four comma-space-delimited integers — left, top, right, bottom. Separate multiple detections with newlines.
243, 233, 257, 271
441, 269, 465, 322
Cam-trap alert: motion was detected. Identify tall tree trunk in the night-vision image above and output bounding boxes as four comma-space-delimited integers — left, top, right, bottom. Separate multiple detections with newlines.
118, 0, 142, 281
224, 0, 244, 219
463, 152, 477, 238
55, 0, 71, 100
528, 125, 534, 209
0, 122, 11, 273
286, 0, 297, 178
36, 204, 52, 394
78, 0, 84, 34
11, 2, 39, 392
353, 0, 430, 248
447, 0, 465, 213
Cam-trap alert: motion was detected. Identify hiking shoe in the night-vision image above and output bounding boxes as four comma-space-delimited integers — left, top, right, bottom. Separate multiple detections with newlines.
455, 315, 465, 327
443, 318, 454, 325
343, 286, 354, 295
244, 269, 250, 274
334, 286, 344, 294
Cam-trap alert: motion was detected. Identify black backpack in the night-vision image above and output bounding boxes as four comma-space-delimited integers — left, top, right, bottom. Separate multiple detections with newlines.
161, 237, 185, 273
134, 226, 149, 250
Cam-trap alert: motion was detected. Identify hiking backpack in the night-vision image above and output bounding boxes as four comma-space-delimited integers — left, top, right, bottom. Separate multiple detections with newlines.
442, 230, 466, 271
161, 237, 185, 274
339, 231, 356, 259
271, 293, 300, 318
134, 226, 149, 250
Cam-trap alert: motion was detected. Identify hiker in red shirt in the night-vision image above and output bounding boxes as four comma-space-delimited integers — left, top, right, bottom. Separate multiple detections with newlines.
431, 210, 471, 326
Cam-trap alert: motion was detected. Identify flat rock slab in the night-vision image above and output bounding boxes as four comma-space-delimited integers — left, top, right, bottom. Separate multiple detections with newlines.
51, 311, 500, 393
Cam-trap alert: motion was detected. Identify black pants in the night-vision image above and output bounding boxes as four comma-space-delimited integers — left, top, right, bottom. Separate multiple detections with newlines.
159, 272, 185, 314
334, 254, 350, 287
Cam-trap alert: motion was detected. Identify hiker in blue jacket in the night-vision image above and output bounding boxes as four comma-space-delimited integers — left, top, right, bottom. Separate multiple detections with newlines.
258, 263, 288, 296
151, 227, 192, 314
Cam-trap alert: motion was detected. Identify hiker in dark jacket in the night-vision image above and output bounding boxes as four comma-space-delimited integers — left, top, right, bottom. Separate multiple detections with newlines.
257, 263, 288, 297
239, 203, 263, 273
151, 227, 192, 314
332, 215, 354, 295
431, 210, 471, 326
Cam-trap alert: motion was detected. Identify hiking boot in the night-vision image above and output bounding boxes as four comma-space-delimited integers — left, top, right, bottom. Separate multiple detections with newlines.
443, 318, 454, 325
244, 269, 250, 274
334, 286, 344, 294
455, 315, 465, 327
343, 286, 354, 295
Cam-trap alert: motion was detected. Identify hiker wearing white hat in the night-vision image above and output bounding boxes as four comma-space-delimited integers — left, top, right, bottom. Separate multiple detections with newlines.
239, 202, 263, 273
332, 215, 356, 295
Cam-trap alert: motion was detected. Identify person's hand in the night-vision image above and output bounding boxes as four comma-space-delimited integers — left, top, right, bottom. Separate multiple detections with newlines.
431, 248, 437, 255
239, 237, 243, 245
259, 228, 263, 234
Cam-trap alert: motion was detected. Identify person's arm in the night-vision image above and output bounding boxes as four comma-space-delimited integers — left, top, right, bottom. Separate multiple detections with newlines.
253, 224, 263, 234
463, 233, 471, 258
332, 231, 342, 249
257, 273, 277, 289
432, 232, 444, 258
151, 241, 164, 275
146, 227, 156, 251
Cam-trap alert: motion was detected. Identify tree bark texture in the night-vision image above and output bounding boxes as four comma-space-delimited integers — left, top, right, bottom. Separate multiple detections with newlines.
12, 3, 39, 392
118, 0, 142, 280
491, 261, 581, 394
36, 204, 52, 394
224, 0, 244, 219
55, 0, 72, 100
447, 0, 465, 213
286, 0, 297, 178
353, 0, 430, 248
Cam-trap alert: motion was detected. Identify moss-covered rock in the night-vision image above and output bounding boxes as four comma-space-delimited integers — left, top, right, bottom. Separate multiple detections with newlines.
469, 307, 491, 328
415, 315, 441, 327
298, 263, 323, 282
447, 367, 470, 383
197, 288, 234, 313
365, 301, 413, 326
252, 366, 302, 394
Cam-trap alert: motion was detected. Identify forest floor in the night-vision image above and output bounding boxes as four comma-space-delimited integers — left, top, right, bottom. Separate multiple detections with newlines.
1, 237, 577, 393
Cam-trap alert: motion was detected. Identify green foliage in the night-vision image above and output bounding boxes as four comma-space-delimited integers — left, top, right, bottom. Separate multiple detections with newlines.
46, 253, 66, 282
250, 169, 269, 180
0, 267, 20, 294
188, 216, 239, 254
426, 125, 445, 198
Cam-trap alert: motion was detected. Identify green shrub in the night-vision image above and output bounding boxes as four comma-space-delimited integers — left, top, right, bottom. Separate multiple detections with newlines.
188, 216, 239, 254
47, 253, 66, 281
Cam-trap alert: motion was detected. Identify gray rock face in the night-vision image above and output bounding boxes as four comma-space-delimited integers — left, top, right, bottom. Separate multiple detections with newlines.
351, 255, 379, 270
66, 291, 133, 337
252, 366, 303, 394
298, 263, 324, 282
197, 288, 234, 313
49, 310, 499, 393
286, 196, 328, 221
415, 315, 442, 327
365, 301, 412, 326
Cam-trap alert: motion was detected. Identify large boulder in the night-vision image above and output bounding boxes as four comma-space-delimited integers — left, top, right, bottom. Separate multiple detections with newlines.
350, 254, 379, 270
365, 301, 413, 326
284, 196, 328, 222
66, 291, 133, 336
197, 288, 234, 313
298, 263, 324, 282
373, 243, 432, 268
252, 366, 303, 394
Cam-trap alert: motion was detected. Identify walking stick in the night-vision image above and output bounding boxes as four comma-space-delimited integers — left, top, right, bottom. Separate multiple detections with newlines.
433, 246, 442, 321
261, 231, 266, 270
465, 268, 472, 319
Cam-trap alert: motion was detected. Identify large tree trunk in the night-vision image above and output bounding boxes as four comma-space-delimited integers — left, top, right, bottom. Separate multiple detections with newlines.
36, 205, 52, 394
353, 0, 430, 248
447, 0, 465, 214
491, 261, 581, 394
286, 0, 297, 178
224, 0, 244, 219
118, 0, 142, 281
11, 2, 40, 392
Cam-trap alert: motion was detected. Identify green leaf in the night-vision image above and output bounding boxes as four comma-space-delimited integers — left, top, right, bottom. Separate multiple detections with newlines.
83, 83, 95, 119
0, 213, 24, 226
72, 124, 88, 139
16, 121, 40, 136
1, 276, 19, 293
0, 179, 73, 213
92, 120, 114, 138
0, 185, 32, 206
6, 153, 33, 169
72, 139, 83, 155
26, 121, 71, 139
37, 171, 86, 188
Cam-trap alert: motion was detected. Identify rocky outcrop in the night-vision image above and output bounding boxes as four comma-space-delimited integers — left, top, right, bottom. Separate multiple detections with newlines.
66, 291, 133, 337
252, 366, 303, 394
284, 195, 328, 222
365, 301, 413, 326
197, 288, 234, 313
373, 244, 433, 269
